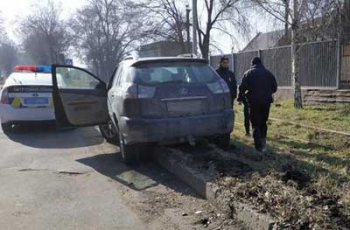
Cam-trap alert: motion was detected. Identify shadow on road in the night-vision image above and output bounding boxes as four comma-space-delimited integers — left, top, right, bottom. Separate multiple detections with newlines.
77, 151, 201, 197
5, 125, 104, 149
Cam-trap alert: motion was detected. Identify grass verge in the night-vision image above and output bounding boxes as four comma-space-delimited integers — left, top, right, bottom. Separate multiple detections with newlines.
226, 100, 350, 229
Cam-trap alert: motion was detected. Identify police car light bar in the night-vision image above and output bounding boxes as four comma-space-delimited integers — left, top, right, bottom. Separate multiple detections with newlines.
14, 65, 52, 73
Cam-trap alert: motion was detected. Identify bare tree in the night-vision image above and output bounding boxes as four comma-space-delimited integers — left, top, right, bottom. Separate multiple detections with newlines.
131, 0, 188, 53
0, 12, 18, 78
0, 11, 5, 43
17, 0, 70, 65
251, 0, 307, 109
193, 0, 250, 60
252, 0, 345, 108
70, 0, 145, 82
0, 41, 18, 77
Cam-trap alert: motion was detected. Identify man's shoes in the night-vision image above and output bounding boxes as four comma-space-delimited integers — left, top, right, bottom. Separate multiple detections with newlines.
245, 133, 250, 137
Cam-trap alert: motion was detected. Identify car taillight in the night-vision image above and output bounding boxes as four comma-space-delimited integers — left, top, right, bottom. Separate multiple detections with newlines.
207, 81, 224, 94
122, 83, 155, 99
121, 83, 155, 117
219, 79, 231, 93
137, 85, 155, 98
121, 83, 138, 98
0, 88, 9, 104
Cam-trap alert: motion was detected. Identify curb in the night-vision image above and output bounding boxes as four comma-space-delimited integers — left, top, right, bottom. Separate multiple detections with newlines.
154, 147, 278, 230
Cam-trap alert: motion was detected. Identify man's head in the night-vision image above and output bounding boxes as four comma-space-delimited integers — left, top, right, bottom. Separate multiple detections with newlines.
252, 57, 262, 65
220, 56, 230, 69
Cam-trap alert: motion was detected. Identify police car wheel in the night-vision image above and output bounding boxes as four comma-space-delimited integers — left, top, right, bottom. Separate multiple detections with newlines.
1, 123, 13, 134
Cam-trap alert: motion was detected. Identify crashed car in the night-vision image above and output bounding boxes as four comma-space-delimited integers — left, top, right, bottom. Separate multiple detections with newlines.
51, 57, 234, 164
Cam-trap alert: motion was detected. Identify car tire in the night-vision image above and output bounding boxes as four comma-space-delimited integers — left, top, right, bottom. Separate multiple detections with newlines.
212, 133, 231, 150
1, 123, 13, 134
119, 131, 138, 165
99, 119, 119, 145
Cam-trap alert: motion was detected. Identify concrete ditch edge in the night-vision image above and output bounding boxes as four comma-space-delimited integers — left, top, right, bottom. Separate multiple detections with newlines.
154, 147, 278, 230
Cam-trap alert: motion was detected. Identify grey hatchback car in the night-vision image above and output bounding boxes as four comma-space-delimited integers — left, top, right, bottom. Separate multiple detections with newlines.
52, 57, 234, 164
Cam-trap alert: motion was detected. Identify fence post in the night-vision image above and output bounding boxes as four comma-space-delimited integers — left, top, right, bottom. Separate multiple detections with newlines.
233, 53, 237, 80
336, 40, 342, 89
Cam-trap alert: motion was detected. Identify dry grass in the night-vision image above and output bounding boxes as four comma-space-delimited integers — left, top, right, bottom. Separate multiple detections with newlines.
228, 100, 350, 229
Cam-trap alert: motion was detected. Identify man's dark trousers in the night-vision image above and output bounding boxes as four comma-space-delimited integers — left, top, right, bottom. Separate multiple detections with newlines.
243, 100, 250, 135
250, 103, 271, 151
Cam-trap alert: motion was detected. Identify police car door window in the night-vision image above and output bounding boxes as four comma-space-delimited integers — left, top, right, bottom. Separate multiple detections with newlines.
56, 67, 100, 90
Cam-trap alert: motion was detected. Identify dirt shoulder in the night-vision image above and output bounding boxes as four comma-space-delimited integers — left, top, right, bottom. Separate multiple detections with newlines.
209, 100, 350, 229
163, 139, 350, 229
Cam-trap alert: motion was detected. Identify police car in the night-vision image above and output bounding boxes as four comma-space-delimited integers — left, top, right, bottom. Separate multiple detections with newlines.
0, 65, 58, 133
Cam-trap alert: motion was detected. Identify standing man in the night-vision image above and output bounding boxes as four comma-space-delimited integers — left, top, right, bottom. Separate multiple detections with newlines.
216, 56, 237, 106
239, 57, 278, 152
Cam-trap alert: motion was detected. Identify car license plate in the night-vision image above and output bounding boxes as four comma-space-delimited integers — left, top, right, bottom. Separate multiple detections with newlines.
167, 100, 202, 112
23, 98, 49, 105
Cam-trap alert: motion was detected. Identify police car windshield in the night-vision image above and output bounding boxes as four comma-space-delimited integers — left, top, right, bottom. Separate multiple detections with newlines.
134, 62, 218, 85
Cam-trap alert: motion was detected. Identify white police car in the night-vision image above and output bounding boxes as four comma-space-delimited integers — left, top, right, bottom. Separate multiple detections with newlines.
0, 65, 57, 133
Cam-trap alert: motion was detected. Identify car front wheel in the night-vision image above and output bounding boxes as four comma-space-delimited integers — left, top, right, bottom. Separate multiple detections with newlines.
99, 120, 119, 145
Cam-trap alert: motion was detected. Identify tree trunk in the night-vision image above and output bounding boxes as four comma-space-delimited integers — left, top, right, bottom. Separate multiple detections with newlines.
200, 34, 210, 61
284, 0, 289, 37
292, 0, 303, 109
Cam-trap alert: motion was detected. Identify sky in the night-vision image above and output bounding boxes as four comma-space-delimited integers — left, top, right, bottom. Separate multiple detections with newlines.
0, 0, 85, 41
0, 0, 278, 55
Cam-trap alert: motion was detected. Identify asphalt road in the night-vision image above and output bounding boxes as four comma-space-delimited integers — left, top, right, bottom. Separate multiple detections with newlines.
0, 124, 241, 230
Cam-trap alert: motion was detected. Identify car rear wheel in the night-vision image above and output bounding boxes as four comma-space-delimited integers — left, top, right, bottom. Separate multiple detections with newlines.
1, 123, 13, 134
99, 120, 119, 145
119, 131, 138, 165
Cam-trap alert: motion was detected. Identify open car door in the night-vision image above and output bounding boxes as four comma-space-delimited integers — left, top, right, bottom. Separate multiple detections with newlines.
52, 65, 109, 127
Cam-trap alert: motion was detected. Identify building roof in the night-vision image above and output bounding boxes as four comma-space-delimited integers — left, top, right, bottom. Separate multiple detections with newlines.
241, 30, 286, 52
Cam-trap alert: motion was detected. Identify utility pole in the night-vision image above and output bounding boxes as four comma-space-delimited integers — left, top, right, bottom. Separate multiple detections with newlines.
186, 4, 191, 54
192, 0, 198, 56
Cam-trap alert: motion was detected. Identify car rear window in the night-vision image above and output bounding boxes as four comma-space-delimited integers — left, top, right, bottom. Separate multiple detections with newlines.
133, 62, 219, 85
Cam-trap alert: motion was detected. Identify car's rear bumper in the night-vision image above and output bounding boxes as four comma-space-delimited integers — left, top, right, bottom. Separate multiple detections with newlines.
119, 110, 234, 145
0, 104, 55, 124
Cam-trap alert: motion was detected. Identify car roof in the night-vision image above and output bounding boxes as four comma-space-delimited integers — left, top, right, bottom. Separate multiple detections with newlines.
122, 57, 209, 68
4, 72, 52, 87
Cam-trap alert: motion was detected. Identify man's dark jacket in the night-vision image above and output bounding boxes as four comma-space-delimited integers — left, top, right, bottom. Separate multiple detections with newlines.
216, 67, 237, 99
238, 63, 278, 105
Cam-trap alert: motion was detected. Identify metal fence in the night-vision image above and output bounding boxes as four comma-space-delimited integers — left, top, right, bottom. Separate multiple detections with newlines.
210, 40, 340, 88
298, 41, 337, 87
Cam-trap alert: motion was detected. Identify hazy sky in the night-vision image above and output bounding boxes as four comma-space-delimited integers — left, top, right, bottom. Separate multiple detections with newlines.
0, 0, 277, 54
